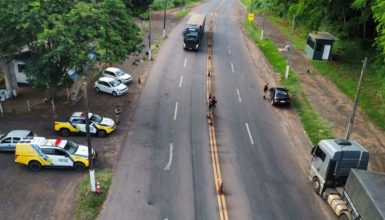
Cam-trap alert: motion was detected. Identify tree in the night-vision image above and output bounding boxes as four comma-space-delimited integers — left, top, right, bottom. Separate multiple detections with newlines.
372, 0, 385, 58
124, 0, 153, 15
0, 0, 142, 101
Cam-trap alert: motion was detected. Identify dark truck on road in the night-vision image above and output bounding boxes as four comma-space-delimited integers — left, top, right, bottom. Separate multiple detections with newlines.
182, 13, 206, 51
309, 139, 385, 220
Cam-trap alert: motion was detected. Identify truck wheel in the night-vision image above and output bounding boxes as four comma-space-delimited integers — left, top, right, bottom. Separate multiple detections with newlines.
312, 177, 321, 194
28, 161, 42, 172
339, 213, 350, 220
73, 162, 86, 171
97, 130, 107, 138
60, 128, 70, 137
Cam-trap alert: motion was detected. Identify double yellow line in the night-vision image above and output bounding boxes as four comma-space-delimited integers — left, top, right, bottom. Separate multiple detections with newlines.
207, 15, 229, 220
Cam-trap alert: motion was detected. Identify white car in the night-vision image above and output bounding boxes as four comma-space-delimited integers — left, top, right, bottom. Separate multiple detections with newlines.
0, 130, 37, 151
94, 77, 128, 96
102, 67, 132, 84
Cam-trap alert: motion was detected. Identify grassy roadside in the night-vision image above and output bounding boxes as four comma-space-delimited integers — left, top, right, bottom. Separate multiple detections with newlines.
75, 168, 113, 220
266, 15, 385, 131
244, 20, 334, 144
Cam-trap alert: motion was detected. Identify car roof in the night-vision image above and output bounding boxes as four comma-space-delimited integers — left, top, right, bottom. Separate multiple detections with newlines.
6, 130, 33, 138
105, 67, 121, 72
71, 112, 92, 118
19, 137, 68, 148
98, 76, 115, 82
272, 87, 288, 92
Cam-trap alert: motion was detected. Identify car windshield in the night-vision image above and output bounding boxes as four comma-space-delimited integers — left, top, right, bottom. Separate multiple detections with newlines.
110, 79, 122, 87
90, 113, 102, 123
185, 32, 198, 38
63, 140, 79, 154
276, 90, 289, 98
116, 69, 125, 76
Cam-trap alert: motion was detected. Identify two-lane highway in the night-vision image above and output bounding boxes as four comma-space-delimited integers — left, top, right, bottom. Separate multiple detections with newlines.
100, 0, 333, 219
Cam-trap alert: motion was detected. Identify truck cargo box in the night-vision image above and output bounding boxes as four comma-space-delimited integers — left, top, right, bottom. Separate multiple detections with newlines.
344, 169, 385, 220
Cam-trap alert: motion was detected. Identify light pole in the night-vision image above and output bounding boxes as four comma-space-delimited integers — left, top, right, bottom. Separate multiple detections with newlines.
345, 57, 368, 140
82, 77, 96, 192
163, 0, 168, 39
148, 4, 152, 61
260, 0, 265, 40
285, 14, 295, 80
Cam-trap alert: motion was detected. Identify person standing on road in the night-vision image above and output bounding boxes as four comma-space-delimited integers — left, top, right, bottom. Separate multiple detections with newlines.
114, 105, 121, 125
263, 83, 269, 99
210, 96, 217, 114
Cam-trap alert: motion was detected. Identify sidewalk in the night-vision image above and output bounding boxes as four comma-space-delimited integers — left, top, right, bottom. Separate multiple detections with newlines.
253, 14, 385, 172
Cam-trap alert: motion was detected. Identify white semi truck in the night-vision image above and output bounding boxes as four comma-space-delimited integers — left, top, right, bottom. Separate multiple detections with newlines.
309, 139, 385, 220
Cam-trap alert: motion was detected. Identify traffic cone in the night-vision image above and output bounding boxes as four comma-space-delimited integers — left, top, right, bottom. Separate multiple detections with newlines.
96, 182, 101, 194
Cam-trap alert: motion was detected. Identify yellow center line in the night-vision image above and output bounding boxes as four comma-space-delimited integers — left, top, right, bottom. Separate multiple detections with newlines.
207, 15, 229, 220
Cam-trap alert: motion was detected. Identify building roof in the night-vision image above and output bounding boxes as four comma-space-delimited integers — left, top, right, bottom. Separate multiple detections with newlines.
309, 32, 337, 41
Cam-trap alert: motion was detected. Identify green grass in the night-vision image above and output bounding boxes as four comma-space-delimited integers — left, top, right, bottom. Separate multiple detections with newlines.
311, 59, 385, 130
152, 0, 201, 11
268, 16, 307, 51
176, 8, 191, 19
75, 169, 113, 220
244, 20, 335, 144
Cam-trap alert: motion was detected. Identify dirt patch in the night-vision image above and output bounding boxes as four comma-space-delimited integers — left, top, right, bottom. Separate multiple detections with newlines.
0, 9, 183, 220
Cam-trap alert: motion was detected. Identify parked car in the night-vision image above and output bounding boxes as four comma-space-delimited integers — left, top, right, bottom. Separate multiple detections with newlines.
54, 112, 116, 138
15, 137, 96, 171
94, 77, 128, 96
102, 67, 132, 84
0, 130, 37, 152
268, 87, 291, 106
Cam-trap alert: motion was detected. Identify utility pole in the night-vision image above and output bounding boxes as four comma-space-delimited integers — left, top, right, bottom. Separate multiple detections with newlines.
163, 0, 168, 39
82, 77, 96, 192
285, 14, 295, 80
182, 0, 185, 12
148, 4, 152, 61
345, 57, 368, 140
260, 0, 265, 40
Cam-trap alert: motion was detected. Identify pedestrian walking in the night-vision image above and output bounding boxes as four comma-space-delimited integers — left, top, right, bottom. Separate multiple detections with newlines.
209, 96, 217, 114
263, 83, 269, 99
114, 105, 121, 125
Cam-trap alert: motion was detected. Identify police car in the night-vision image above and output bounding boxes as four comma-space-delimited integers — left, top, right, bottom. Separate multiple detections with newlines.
15, 137, 96, 171
54, 112, 116, 138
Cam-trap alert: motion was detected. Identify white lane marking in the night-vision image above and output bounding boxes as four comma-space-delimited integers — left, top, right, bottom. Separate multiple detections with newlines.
245, 123, 254, 145
236, 88, 242, 102
179, 76, 184, 88
228, 46, 231, 55
164, 143, 174, 171
231, 62, 234, 73
184, 57, 187, 67
174, 102, 178, 120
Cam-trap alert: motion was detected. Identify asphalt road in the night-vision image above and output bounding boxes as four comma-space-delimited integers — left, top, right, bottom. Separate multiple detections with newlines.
99, 1, 220, 219
100, 0, 334, 219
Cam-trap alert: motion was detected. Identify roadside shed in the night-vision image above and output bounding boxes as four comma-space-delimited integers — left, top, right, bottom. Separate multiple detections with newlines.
304, 32, 336, 60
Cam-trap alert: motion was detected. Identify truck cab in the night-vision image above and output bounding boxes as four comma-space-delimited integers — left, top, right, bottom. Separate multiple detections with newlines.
309, 139, 369, 196
182, 14, 206, 51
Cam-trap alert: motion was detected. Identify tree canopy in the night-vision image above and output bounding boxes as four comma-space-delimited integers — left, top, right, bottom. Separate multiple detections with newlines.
0, 0, 142, 100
